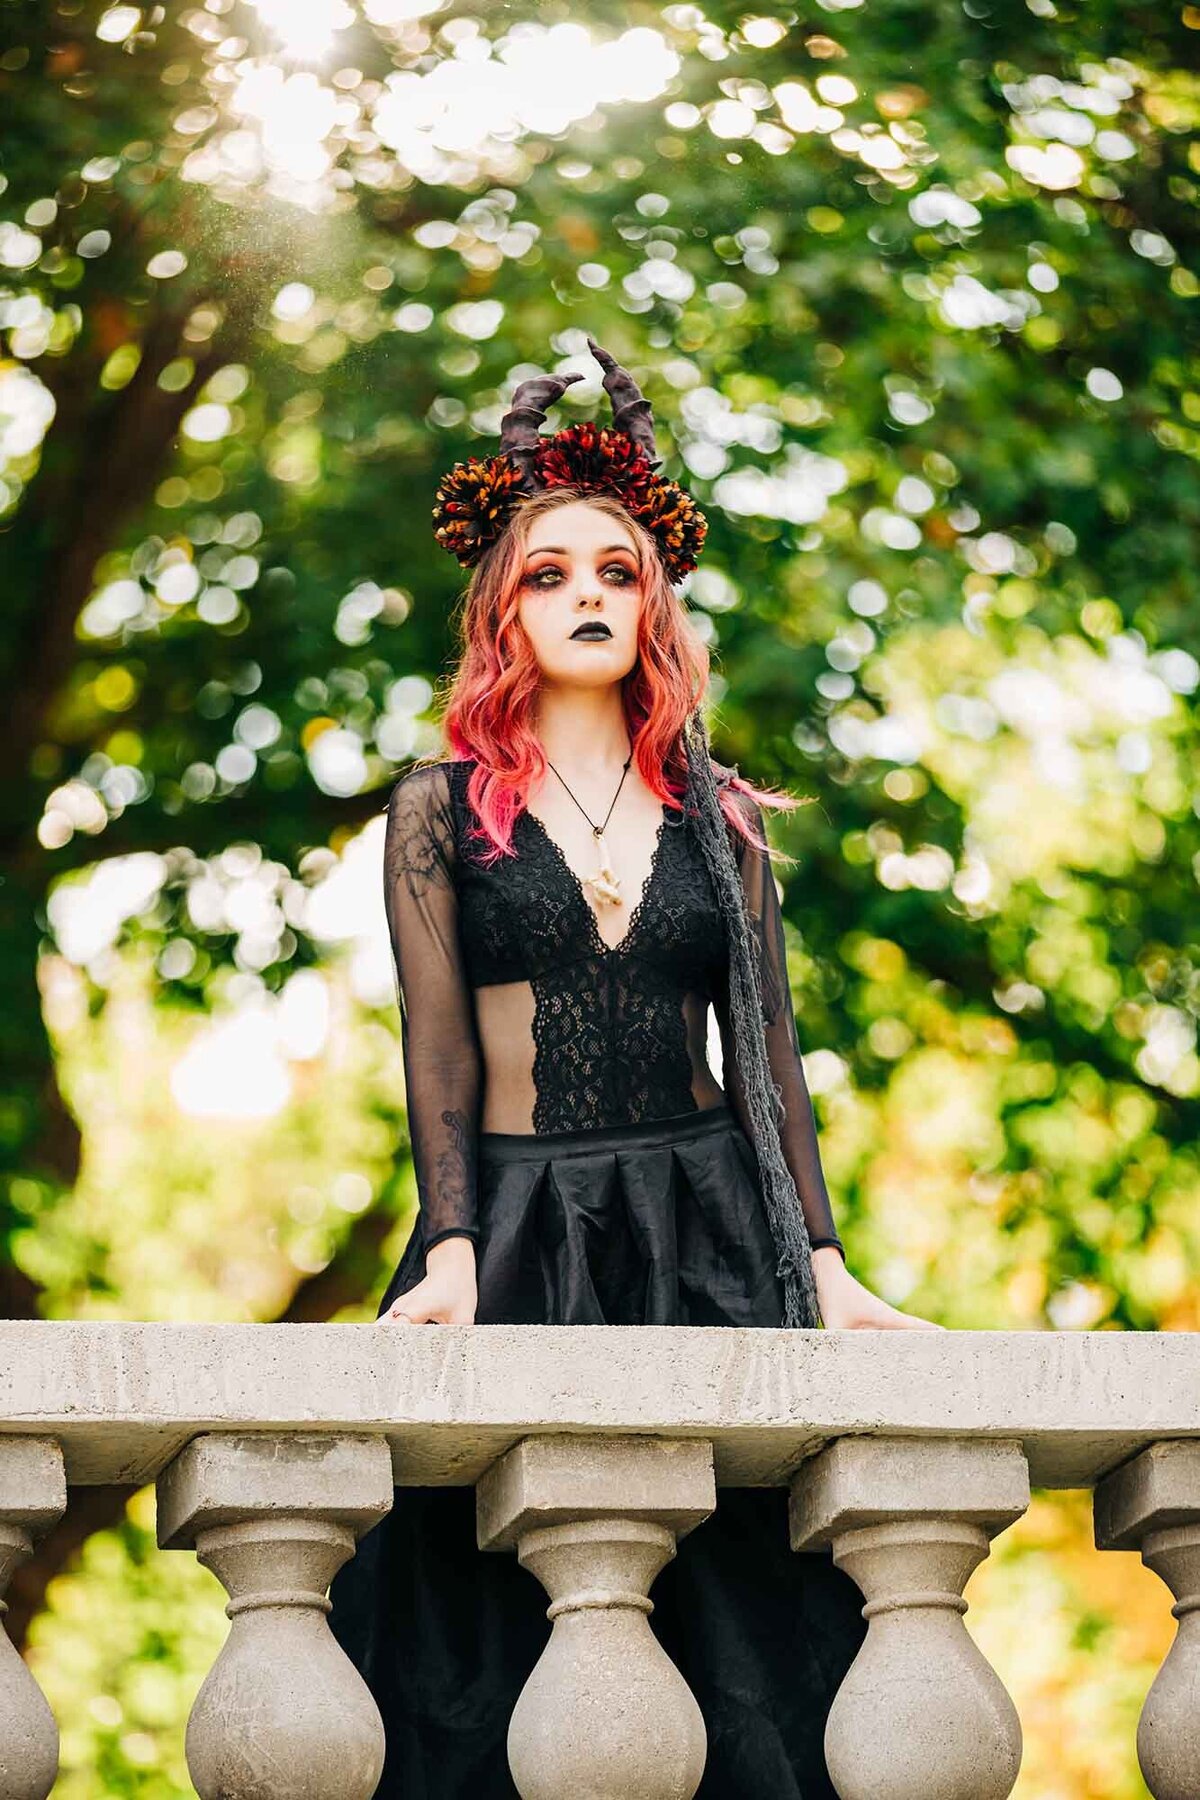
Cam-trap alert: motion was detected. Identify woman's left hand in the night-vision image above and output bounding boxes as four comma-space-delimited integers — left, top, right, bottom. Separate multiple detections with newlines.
812, 1246, 947, 1331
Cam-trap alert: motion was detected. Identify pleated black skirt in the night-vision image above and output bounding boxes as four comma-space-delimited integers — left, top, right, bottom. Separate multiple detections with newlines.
328, 1102, 867, 1799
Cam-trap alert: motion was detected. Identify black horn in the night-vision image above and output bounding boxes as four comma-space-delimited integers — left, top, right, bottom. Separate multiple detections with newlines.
586, 335, 661, 469
498, 370, 584, 486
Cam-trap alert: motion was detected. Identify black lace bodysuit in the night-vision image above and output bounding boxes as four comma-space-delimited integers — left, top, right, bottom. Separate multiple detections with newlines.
382, 758, 845, 1262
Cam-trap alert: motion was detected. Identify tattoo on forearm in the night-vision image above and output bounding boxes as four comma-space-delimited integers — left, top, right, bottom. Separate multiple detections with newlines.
432, 1107, 475, 1217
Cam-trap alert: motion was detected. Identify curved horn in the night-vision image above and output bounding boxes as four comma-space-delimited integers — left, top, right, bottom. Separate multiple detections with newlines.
498, 370, 584, 484
586, 335, 661, 468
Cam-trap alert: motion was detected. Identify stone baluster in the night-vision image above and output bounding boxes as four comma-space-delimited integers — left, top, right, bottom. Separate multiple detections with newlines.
0, 1437, 67, 1800
789, 1435, 1030, 1800
477, 1433, 716, 1800
156, 1431, 394, 1800
1094, 1439, 1200, 1800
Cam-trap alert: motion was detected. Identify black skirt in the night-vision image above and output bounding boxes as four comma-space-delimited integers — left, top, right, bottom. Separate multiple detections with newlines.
328, 1103, 867, 1799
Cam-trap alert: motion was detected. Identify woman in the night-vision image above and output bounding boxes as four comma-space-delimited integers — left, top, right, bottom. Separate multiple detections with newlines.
328, 337, 944, 1798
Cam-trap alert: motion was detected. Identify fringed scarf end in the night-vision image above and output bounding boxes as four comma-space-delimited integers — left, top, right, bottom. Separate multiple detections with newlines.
779, 1259, 823, 1330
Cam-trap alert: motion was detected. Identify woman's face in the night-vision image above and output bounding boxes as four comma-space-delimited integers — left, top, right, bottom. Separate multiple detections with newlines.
515, 501, 643, 690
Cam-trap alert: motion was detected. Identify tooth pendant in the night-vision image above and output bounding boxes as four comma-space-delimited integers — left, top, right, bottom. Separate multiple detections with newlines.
584, 829, 623, 909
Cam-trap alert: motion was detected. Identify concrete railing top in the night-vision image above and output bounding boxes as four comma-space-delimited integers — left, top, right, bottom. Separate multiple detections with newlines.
5, 1322, 1200, 1489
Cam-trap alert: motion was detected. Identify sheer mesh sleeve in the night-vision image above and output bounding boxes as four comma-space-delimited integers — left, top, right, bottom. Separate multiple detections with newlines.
382, 763, 482, 1251
713, 794, 847, 1261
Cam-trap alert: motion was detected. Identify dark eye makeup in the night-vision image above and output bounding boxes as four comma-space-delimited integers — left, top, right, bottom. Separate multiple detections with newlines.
521, 560, 638, 589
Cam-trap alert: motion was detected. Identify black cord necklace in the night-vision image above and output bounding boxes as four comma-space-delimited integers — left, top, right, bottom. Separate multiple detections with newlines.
543, 751, 632, 909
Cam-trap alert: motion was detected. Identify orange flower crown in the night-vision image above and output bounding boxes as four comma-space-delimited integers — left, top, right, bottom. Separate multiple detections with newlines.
431, 336, 708, 584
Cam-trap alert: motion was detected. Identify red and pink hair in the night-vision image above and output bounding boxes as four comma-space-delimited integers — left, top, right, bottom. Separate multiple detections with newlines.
431, 487, 804, 867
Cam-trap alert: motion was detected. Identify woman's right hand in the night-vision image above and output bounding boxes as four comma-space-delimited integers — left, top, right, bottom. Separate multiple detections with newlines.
378, 1235, 478, 1325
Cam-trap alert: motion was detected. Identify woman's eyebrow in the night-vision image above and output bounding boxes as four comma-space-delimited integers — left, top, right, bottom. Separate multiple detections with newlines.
525, 544, 635, 557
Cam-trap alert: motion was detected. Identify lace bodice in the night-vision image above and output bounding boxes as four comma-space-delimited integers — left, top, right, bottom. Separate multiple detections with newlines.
382, 757, 845, 1261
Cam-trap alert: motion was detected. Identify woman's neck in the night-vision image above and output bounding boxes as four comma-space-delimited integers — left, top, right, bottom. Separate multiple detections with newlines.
532, 686, 631, 778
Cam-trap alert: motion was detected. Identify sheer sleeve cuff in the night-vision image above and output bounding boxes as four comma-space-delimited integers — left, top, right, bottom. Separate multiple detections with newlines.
808, 1236, 846, 1261
422, 1224, 480, 1251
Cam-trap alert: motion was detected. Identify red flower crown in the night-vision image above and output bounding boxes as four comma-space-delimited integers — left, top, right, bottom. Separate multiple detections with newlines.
430, 337, 708, 585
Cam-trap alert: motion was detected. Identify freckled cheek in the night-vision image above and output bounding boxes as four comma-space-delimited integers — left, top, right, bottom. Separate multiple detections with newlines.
618, 596, 644, 648
516, 605, 566, 663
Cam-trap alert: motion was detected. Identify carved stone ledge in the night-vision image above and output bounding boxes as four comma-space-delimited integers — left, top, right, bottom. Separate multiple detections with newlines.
1095, 1439, 1200, 1800
478, 1434, 716, 1800
0, 1436, 67, 1800
156, 1431, 394, 1800
790, 1434, 1030, 1800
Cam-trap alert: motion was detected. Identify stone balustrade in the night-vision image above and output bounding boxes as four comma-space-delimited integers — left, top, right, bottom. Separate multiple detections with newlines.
1, 1322, 1199, 1800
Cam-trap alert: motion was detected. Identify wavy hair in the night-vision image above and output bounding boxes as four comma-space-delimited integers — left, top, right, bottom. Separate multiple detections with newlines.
429, 485, 805, 867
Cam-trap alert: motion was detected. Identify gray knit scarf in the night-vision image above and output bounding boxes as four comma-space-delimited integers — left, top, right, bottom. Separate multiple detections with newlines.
680, 706, 822, 1329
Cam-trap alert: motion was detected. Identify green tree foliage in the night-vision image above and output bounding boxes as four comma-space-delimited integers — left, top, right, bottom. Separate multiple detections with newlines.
1, 0, 1198, 1792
